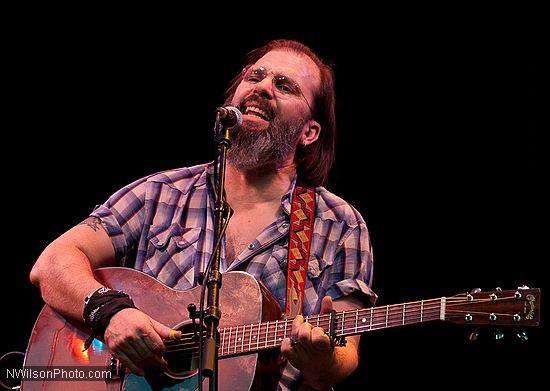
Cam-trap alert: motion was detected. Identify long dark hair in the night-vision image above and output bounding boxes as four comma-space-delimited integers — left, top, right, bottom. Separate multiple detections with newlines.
224, 39, 336, 187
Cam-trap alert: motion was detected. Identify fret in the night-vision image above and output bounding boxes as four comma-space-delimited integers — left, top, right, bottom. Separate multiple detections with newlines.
221, 327, 226, 355
402, 303, 406, 326
274, 320, 279, 347
265, 321, 270, 349
407, 302, 421, 325
248, 323, 253, 353
369, 307, 373, 330
316, 314, 320, 328
420, 300, 424, 322
227, 327, 232, 356
256, 321, 261, 349
241, 324, 246, 352
341, 311, 345, 336
283, 319, 288, 341
355, 308, 359, 334
234, 325, 239, 354
385, 305, 389, 328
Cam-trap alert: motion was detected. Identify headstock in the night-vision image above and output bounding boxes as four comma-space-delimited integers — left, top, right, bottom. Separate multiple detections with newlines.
444, 286, 540, 327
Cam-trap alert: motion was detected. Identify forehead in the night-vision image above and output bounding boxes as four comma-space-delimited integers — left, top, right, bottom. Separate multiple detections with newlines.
253, 50, 321, 92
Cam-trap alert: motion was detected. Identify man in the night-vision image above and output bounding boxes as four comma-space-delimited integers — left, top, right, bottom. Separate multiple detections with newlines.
30, 39, 375, 390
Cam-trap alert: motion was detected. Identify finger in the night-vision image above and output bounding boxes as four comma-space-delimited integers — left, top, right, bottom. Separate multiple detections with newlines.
280, 337, 294, 356
151, 318, 182, 341
113, 344, 145, 376
140, 335, 168, 369
130, 333, 167, 369
320, 295, 333, 314
140, 321, 167, 355
297, 320, 313, 346
291, 314, 304, 336
310, 326, 332, 352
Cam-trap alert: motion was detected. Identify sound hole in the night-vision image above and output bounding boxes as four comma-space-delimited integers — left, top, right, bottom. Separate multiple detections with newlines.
163, 321, 200, 379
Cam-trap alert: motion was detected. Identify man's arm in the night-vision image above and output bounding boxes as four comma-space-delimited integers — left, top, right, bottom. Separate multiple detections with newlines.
281, 295, 364, 390
30, 217, 118, 319
29, 216, 178, 375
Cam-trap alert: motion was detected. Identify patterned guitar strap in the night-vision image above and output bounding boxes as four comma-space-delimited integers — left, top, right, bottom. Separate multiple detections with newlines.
285, 185, 316, 318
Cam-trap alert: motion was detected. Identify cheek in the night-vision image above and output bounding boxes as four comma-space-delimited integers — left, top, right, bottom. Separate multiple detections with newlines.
231, 84, 248, 106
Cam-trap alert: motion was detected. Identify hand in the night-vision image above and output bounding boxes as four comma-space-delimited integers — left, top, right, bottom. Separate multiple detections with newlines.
281, 296, 336, 389
103, 308, 182, 376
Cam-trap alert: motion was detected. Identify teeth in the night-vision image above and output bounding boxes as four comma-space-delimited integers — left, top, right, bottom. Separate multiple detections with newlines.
245, 106, 270, 121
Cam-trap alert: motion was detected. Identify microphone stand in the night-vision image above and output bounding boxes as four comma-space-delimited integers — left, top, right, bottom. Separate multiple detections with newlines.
201, 111, 233, 391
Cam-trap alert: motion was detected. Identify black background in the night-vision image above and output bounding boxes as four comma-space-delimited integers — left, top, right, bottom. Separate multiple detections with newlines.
2, 10, 544, 390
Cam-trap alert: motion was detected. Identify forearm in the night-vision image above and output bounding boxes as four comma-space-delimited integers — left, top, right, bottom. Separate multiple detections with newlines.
30, 242, 104, 320
30, 219, 118, 320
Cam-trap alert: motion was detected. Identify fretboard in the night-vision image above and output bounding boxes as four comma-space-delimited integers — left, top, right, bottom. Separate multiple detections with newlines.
218, 297, 445, 358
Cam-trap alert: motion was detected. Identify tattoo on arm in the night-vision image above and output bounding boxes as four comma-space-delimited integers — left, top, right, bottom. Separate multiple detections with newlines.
80, 217, 105, 232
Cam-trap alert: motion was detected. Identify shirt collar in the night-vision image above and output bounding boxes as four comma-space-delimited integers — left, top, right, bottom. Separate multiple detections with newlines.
280, 175, 298, 216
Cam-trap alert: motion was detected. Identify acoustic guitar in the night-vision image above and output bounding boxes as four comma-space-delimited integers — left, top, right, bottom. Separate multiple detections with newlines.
21, 267, 540, 390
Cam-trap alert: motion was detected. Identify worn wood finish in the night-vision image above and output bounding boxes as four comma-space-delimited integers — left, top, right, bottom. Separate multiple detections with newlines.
22, 269, 272, 391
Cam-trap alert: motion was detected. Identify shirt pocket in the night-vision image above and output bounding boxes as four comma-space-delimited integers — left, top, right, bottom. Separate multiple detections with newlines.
145, 224, 202, 275
149, 225, 200, 248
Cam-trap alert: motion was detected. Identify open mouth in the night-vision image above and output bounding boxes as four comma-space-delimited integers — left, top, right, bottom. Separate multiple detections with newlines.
242, 104, 272, 121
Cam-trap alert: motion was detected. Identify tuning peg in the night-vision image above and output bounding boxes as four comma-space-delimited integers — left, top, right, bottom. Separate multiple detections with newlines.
516, 330, 528, 342
517, 285, 530, 290
469, 328, 479, 341
495, 287, 502, 291
493, 329, 505, 341
470, 287, 482, 294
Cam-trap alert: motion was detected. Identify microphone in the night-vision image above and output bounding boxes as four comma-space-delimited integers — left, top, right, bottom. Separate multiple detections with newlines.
216, 106, 242, 129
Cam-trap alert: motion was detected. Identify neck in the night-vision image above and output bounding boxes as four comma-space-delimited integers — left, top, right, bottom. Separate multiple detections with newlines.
225, 163, 297, 209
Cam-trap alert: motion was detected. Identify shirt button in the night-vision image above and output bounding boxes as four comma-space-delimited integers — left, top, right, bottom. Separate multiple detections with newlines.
282, 223, 289, 229
247, 243, 255, 250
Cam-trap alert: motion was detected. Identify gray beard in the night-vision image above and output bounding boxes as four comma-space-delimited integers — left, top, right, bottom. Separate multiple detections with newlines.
227, 116, 305, 171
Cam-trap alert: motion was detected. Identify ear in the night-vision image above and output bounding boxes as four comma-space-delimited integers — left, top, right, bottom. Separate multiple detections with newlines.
300, 120, 321, 147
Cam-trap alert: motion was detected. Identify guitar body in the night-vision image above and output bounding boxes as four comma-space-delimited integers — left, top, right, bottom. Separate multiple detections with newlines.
22, 268, 282, 391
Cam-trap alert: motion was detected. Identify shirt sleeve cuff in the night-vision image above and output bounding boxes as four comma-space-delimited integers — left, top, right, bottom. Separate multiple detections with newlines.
327, 278, 378, 307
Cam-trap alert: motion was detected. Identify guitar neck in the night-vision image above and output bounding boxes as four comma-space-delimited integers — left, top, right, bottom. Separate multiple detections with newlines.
218, 297, 444, 358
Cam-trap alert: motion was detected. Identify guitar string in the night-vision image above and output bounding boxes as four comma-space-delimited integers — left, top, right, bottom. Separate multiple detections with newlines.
162, 312, 520, 360
163, 300, 445, 349
162, 312, 442, 357
161, 297, 520, 358
162, 296, 522, 357
161, 310, 444, 360
166, 297, 446, 343
161, 307, 503, 361
162, 295, 521, 354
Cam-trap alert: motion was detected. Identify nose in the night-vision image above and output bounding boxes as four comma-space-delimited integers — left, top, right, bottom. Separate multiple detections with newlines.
253, 75, 275, 100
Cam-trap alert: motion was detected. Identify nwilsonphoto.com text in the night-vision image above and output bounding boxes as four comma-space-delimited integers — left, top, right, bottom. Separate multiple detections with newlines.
5, 366, 113, 381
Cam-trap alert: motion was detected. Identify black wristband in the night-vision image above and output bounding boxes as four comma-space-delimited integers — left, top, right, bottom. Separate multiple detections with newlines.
82, 287, 136, 350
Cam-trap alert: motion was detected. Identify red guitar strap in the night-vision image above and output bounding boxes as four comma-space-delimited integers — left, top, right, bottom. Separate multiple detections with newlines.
285, 185, 316, 318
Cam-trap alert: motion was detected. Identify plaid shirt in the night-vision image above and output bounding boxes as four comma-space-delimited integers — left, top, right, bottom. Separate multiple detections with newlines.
91, 162, 376, 390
